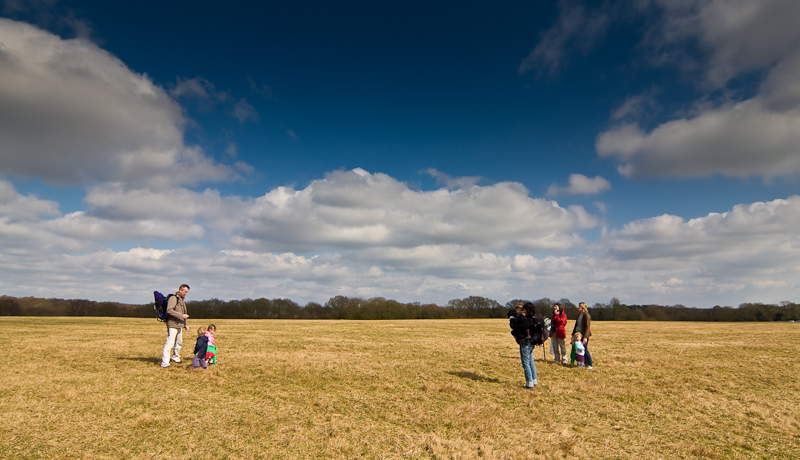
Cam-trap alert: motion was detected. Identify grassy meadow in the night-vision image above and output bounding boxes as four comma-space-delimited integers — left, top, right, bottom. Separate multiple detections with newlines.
2, 317, 799, 459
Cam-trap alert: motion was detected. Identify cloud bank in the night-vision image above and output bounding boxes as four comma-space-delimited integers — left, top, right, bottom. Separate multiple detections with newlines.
597, 0, 800, 180
1, 12, 799, 309
2, 170, 799, 307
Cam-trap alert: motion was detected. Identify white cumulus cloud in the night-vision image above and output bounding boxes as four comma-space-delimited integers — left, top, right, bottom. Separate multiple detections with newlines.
598, 1, 800, 179
547, 174, 611, 196
235, 168, 599, 253
590, 195, 800, 302
0, 180, 61, 218
0, 170, 608, 305
0, 18, 242, 186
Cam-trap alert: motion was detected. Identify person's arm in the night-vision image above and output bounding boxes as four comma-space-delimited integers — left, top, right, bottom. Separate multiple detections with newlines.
584, 314, 591, 344
183, 300, 189, 330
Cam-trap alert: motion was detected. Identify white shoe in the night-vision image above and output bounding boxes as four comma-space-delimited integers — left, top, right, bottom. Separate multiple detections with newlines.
171, 357, 181, 363
160, 363, 170, 368
587, 365, 593, 369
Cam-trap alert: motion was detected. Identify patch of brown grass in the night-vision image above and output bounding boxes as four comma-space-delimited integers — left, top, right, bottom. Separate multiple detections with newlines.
1, 318, 799, 459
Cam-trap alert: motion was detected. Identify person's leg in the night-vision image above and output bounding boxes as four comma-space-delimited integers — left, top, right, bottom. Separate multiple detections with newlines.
557, 338, 566, 364
551, 339, 560, 363
520, 343, 534, 386
172, 328, 183, 362
584, 338, 593, 368
161, 328, 178, 367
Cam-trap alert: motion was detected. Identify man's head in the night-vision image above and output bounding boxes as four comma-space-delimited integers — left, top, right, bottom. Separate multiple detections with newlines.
178, 284, 190, 298
523, 302, 536, 316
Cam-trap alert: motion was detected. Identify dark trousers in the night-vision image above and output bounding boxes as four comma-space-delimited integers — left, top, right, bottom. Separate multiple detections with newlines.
584, 338, 593, 367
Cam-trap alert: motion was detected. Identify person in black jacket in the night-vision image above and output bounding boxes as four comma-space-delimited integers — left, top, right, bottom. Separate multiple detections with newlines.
509, 301, 537, 388
192, 326, 209, 369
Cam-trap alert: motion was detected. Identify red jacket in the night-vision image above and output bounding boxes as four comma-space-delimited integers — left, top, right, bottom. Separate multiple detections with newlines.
550, 311, 568, 339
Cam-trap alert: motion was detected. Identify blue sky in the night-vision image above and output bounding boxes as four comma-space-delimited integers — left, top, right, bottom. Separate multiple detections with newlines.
1, 0, 799, 307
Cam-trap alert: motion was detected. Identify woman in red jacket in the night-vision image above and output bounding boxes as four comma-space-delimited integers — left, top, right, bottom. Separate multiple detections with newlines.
550, 303, 568, 365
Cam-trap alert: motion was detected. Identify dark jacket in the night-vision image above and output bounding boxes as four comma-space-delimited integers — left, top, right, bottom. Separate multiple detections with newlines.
194, 335, 209, 357
510, 313, 535, 345
572, 312, 592, 338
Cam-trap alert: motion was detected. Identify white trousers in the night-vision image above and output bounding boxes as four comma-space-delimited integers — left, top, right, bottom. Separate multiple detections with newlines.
161, 327, 183, 366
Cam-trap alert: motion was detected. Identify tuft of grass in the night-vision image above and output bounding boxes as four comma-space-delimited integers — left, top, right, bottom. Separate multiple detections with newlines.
1, 318, 799, 459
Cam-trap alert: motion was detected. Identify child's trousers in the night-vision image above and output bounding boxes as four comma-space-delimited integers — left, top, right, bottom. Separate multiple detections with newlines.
192, 353, 207, 369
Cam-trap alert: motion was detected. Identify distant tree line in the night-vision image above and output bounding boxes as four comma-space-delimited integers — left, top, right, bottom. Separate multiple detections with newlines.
0, 295, 798, 321
589, 297, 800, 322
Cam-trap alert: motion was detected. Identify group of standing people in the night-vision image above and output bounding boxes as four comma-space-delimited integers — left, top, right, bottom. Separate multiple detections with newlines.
549, 302, 593, 369
160, 284, 217, 370
510, 300, 594, 389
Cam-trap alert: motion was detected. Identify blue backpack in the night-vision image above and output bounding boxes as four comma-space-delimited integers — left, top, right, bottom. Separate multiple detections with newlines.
153, 291, 174, 322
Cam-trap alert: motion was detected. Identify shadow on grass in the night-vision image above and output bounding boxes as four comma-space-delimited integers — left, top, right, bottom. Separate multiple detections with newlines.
502, 354, 569, 367
542, 360, 569, 366
118, 356, 161, 364
448, 371, 501, 383
501, 350, 550, 360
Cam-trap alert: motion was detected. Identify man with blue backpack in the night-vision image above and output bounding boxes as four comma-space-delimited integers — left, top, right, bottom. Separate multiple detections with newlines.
160, 284, 190, 368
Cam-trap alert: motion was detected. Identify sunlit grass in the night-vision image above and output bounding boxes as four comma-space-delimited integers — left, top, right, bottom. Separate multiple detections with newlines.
2, 318, 798, 459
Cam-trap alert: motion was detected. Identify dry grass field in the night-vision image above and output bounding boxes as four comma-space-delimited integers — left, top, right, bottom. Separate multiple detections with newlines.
2, 317, 799, 459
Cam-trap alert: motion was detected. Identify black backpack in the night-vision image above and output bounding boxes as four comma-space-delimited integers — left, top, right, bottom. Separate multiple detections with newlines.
529, 314, 548, 346
509, 313, 548, 346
